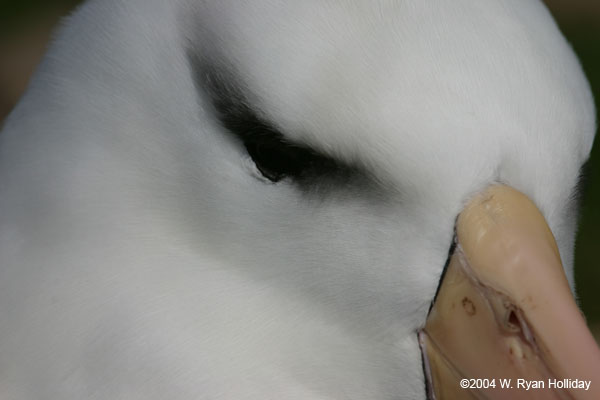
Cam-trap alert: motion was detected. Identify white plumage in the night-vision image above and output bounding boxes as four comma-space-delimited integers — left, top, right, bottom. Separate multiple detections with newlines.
0, 0, 594, 398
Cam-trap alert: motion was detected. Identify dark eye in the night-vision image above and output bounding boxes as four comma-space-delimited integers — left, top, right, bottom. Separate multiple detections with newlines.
239, 123, 342, 183
203, 68, 345, 183
245, 135, 305, 182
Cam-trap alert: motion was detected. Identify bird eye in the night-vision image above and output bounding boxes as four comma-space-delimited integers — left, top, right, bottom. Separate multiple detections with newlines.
242, 128, 342, 183
203, 68, 345, 183
245, 136, 290, 182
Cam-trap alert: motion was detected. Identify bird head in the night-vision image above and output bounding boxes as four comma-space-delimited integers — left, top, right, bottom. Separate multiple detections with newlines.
180, 0, 599, 397
2, 0, 597, 398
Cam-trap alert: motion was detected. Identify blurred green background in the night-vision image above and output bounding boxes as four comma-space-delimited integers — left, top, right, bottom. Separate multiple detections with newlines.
0, 1, 599, 339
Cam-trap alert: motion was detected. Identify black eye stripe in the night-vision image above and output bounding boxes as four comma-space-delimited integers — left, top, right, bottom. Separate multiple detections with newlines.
201, 66, 350, 183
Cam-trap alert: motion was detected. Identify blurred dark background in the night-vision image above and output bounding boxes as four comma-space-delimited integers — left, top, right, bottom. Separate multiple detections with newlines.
0, 1, 599, 340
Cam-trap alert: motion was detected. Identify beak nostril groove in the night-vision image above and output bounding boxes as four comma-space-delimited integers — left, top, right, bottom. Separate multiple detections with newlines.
506, 309, 520, 332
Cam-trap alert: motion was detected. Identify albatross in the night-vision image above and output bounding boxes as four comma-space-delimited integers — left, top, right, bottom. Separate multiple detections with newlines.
0, 0, 598, 398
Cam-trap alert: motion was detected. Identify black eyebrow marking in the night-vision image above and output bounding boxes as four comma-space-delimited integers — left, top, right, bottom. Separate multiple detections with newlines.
195, 62, 357, 184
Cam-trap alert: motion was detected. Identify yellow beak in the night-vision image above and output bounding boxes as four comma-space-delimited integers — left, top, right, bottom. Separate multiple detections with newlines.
419, 185, 600, 399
